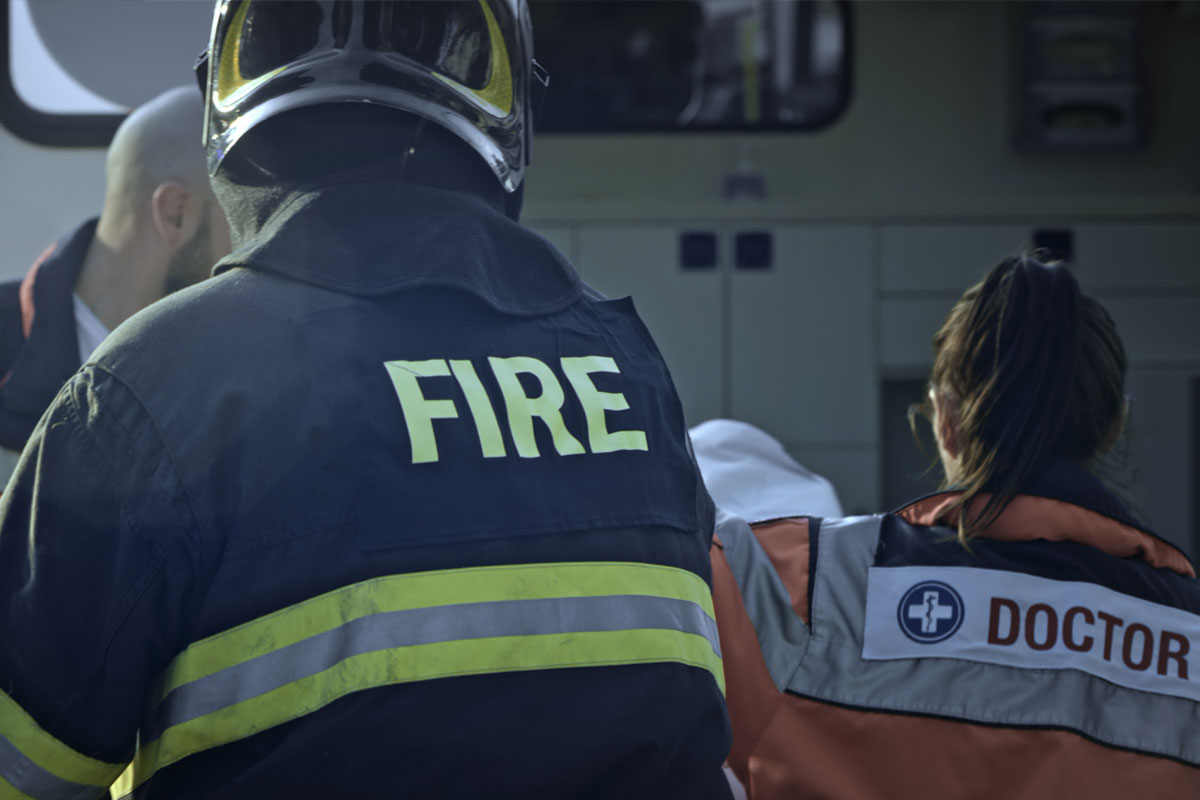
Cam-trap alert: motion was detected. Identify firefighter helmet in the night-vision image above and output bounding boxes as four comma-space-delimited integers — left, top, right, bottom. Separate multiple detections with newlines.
196, 0, 540, 196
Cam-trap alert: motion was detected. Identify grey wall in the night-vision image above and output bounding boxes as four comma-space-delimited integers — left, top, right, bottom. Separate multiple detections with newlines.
1, 121, 105, 280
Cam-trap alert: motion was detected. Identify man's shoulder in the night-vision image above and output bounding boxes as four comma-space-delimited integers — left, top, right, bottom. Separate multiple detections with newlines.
0, 275, 22, 313
0, 277, 26, 368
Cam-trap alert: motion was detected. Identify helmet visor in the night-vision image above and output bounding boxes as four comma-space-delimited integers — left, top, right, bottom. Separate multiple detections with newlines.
214, 1, 510, 112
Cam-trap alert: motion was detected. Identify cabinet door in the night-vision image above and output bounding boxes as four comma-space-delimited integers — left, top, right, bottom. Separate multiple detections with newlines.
1074, 224, 1200, 293
880, 224, 1031, 293
730, 226, 875, 443
729, 226, 878, 513
878, 224, 1031, 370
576, 226, 724, 427
1122, 370, 1196, 559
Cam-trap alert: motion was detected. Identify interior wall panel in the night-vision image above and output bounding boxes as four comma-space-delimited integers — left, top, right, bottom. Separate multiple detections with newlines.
575, 226, 724, 428
880, 225, 1031, 292
730, 226, 876, 449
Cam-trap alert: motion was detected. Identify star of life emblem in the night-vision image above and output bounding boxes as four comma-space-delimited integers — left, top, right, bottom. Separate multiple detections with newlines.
897, 581, 964, 644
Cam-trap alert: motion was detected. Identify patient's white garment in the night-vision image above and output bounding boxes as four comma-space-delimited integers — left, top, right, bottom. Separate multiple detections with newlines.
690, 418, 844, 522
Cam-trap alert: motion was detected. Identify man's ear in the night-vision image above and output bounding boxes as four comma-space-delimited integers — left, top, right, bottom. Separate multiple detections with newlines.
150, 181, 194, 247
932, 389, 961, 460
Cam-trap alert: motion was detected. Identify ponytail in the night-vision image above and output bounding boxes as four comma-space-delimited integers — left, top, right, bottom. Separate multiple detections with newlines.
925, 253, 1124, 543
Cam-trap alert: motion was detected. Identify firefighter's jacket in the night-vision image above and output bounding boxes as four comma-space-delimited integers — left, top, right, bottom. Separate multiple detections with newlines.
0, 180, 731, 799
714, 462, 1200, 799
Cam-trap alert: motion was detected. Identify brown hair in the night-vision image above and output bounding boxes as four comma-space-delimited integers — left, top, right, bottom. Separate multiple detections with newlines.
914, 253, 1127, 543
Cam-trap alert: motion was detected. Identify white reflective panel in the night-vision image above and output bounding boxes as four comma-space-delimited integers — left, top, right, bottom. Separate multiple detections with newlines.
865, 565, 1200, 703
9, 0, 123, 113
7, 0, 213, 114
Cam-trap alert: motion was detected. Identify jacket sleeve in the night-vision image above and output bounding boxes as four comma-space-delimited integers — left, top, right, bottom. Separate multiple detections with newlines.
0, 366, 202, 799
711, 512, 814, 792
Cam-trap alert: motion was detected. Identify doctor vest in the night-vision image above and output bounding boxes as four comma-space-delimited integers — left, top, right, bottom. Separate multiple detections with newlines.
715, 505, 1200, 799
0, 184, 729, 800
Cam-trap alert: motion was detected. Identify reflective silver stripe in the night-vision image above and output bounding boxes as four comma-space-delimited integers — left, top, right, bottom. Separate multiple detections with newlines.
715, 509, 809, 690
782, 515, 1200, 766
0, 735, 104, 800
147, 593, 719, 743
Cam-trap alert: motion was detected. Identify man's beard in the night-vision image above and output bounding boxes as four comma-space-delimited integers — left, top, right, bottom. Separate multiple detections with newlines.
163, 205, 214, 296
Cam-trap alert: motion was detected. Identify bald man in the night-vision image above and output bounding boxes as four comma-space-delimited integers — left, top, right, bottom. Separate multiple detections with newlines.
0, 86, 230, 464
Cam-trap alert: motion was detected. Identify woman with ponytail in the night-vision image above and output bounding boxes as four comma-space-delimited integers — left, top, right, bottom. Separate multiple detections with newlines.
712, 255, 1200, 799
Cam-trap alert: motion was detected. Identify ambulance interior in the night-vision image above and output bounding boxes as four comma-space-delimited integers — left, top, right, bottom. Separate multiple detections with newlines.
1, 0, 1198, 558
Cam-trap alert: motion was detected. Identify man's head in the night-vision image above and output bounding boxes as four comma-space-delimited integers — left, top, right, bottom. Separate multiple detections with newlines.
79, 86, 231, 331
196, 1, 540, 220
97, 85, 231, 296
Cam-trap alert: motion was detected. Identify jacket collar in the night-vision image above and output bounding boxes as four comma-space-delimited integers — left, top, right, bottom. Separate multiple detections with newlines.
0, 219, 93, 431
895, 461, 1194, 577
213, 178, 580, 315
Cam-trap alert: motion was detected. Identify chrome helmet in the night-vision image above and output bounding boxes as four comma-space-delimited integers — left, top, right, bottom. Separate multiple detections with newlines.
196, 0, 541, 195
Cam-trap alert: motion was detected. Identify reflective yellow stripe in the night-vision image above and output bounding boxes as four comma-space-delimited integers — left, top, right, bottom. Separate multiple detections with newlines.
109, 768, 133, 800
122, 627, 718, 791
214, 1, 285, 111
436, 0, 514, 116
0, 691, 124, 796
0, 778, 37, 800
470, 0, 514, 115
215, 0, 255, 107
115, 562, 719, 795
161, 561, 714, 696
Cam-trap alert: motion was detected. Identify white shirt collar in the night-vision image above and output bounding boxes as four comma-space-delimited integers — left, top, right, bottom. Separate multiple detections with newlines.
72, 292, 110, 363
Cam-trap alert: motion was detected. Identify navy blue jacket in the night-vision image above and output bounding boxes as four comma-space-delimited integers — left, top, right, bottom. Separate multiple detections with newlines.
0, 181, 731, 799
0, 219, 95, 451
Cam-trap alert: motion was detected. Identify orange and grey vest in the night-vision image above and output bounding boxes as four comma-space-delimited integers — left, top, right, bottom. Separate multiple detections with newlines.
715, 490, 1200, 799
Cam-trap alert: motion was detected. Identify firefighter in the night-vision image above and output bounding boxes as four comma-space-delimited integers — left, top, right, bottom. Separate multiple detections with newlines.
0, 3, 730, 798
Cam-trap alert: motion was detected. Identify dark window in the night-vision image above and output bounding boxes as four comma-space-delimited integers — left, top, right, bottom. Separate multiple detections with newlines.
0, 0, 853, 147
531, 0, 853, 132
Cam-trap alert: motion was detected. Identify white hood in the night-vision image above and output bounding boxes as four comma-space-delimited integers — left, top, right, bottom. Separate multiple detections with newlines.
690, 419, 844, 522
